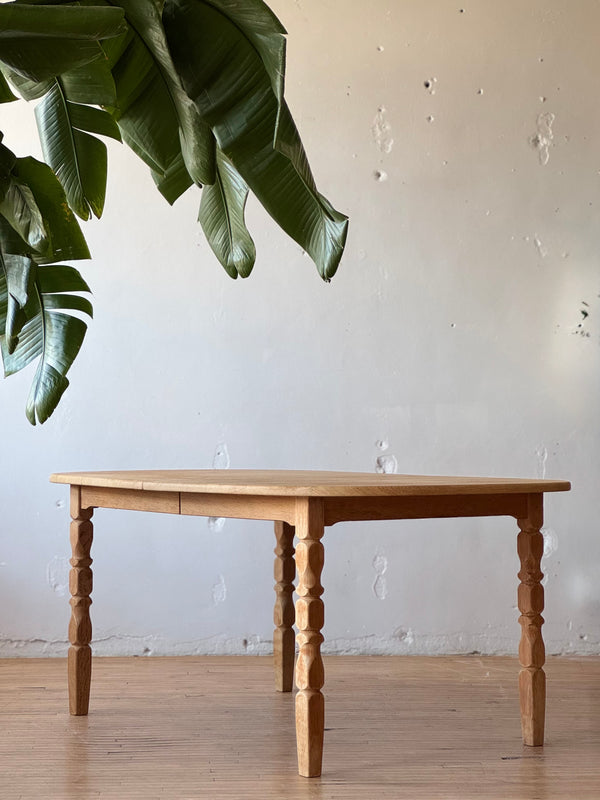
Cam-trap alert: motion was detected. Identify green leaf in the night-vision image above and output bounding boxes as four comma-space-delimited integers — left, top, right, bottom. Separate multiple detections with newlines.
12, 156, 90, 262
0, 3, 127, 82
0, 178, 48, 254
198, 149, 255, 278
163, 0, 348, 280
0, 68, 17, 103
2, 252, 34, 351
0, 261, 92, 424
0, 66, 52, 100
91, 0, 214, 199
113, 0, 215, 188
201, 0, 289, 147
109, 32, 184, 175
60, 55, 118, 107
37, 263, 91, 294
68, 102, 121, 141
151, 153, 193, 205
35, 80, 115, 219
1, 52, 118, 104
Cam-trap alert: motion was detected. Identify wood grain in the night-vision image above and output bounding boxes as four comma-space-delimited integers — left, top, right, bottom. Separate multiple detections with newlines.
1, 656, 598, 799
80, 486, 179, 514
68, 486, 94, 716
273, 521, 296, 692
517, 494, 546, 746
181, 492, 296, 523
50, 469, 571, 497
294, 498, 326, 777
324, 492, 529, 525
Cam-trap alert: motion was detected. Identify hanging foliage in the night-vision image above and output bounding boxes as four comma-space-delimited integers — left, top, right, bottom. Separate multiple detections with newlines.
0, 0, 348, 423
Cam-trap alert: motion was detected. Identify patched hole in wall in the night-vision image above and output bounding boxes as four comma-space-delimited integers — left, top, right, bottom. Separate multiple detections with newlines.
424, 77, 437, 95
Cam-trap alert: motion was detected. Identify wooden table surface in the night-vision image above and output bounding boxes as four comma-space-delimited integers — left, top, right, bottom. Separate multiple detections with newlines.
50, 469, 571, 496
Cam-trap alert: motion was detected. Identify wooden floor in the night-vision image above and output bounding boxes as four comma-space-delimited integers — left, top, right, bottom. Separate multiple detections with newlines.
1, 656, 599, 799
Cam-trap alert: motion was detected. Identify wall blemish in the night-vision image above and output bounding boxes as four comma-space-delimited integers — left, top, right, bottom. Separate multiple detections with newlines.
533, 235, 547, 258
375, 439, 398, 474
46, 556, 70, 597
372, 552, 388, 600
372, 107, 394, 154
573, 302, 591, 338
212, 574, 227, 606
376, 454, 398, 473
208, 441, 230, 532
535, 445, 548, 479
212, 441, 230, 469
394, 627, 415, 645
208, 516, 225, 533
424, 77, 437, 95
542, 528, 558, 559
529, 112, 555, 165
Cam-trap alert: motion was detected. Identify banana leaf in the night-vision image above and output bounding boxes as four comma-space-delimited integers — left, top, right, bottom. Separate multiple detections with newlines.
0, 178, 47, 255
0, 3, 127, 82
0, 261, 92, 424
163, 0, 348, 280
198, 148, 255, 279
0, 69, 17, 102
9, 155, 90, 263
111, 0, 215, 190
35, 80, 121, 220
2, 252, 34, 351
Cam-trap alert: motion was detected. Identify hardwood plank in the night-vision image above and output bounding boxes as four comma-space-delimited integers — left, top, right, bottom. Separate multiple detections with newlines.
0, 656, 598, 799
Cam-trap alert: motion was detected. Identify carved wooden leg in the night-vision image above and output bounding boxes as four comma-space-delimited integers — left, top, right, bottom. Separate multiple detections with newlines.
274, 521, 296, 692
517, 494, 545, 746
294, 499, 325, 777
68, 486, 94, 716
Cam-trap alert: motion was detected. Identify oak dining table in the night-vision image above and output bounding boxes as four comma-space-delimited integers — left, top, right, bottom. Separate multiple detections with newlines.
49, 469, 570, 777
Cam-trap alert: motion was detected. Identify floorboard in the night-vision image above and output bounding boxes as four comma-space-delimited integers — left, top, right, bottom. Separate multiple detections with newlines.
1, 655, 599, 799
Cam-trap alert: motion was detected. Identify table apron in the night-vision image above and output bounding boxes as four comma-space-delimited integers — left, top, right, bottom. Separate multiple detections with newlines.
323, 493, 531, 526
180, 493, 296, 523
80, 486, 180, 514
78, 486, 532, 528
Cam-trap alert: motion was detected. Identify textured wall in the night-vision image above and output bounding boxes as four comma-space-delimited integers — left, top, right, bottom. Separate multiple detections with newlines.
0, 0, 597, 657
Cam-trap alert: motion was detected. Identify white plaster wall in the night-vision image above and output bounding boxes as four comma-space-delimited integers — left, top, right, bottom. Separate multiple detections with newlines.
0, 0, 598, 658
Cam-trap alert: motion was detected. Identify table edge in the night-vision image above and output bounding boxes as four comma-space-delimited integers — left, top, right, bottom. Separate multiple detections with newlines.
49, 471, 571, 497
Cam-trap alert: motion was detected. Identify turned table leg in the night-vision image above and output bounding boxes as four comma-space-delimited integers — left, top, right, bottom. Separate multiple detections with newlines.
274, 521, 296, 692
294, 499, 325, 777
68, 486, 94, 716
517, 494, 545, 746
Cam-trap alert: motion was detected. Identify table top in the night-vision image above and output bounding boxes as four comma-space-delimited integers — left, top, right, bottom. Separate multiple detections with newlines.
50, 470, 571, 497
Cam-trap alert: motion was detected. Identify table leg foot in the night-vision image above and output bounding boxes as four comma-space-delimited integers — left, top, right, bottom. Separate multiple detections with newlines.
517, 494, 545, 746
296, 688, 325, 777
68, 487, 93, 716
294, 499, 325, 777
274, 521, 296, 692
